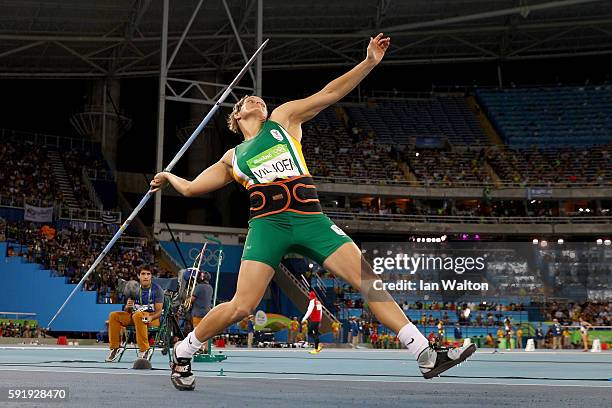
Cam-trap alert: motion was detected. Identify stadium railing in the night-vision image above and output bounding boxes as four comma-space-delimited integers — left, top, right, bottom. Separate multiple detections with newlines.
0, 194, 55, 209
57, 206, 121, 224
324, 211, 612, 224
312, 176, 611, 188
0, 128, 97, 152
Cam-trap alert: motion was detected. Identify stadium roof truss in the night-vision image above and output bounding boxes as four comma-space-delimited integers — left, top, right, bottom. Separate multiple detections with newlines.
0, 0, 611, 79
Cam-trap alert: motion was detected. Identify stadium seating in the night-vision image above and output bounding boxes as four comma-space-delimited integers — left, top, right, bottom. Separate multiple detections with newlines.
3, 220, 160, 303
403, 147, 491, 186
346, 97, 489, 147
485, 144, 611, 185
0, 139, 119, 210
301, 107, 405, 181
0, 142, 60, 207
476, 85, 612, 148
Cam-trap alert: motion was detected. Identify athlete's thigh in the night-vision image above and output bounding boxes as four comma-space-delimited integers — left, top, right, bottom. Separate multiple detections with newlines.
291, 214, 352, 265
322, 241, 368, 288
323, 242, 388, 303
242, 216, 291, 268
232, 260, 275, 309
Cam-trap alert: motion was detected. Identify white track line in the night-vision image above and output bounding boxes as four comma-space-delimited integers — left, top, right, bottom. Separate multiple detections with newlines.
0, 367, 610, 388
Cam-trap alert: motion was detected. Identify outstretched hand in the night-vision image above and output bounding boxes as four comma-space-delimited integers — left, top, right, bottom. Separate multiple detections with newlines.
366, 33, 391, 65
150, 172, 169, 193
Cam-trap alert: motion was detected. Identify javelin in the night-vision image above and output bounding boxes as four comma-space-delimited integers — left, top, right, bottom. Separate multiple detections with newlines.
47, 39, 269, 329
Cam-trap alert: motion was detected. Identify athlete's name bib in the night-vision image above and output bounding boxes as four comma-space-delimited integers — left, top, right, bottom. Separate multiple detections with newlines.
247, 144, 300, 182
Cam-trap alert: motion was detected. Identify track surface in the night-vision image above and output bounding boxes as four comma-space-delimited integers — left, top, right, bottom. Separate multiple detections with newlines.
0, 346, 610, 407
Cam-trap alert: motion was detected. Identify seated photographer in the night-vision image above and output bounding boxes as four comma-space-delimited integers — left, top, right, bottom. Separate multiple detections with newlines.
105, 265, 164, 362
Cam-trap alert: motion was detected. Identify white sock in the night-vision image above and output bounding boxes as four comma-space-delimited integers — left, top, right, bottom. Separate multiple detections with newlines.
176, 331, 203, 359
397, 322, 429, 358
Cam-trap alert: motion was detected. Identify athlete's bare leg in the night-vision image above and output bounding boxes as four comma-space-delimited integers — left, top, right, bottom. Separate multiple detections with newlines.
323, 242, 409, 333
192, 260, 275, 342
323, 242, 476, 379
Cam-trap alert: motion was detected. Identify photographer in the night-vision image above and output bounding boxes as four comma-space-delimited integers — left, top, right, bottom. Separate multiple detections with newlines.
105, 265, 164, 362
190, 271, 213, 353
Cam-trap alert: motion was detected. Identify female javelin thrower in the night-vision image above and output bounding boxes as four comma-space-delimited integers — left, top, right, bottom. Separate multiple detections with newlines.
150, 33, 476, 390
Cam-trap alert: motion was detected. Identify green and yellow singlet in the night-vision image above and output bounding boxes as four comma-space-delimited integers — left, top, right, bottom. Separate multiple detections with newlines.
231, 120, 310, 187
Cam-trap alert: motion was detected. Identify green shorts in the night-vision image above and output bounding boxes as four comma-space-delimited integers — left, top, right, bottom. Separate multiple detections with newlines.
241, 212, 353, 269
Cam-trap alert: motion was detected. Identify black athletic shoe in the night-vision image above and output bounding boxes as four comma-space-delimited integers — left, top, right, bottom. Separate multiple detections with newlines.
418, 343, 477, 379
170, 341, 195, 391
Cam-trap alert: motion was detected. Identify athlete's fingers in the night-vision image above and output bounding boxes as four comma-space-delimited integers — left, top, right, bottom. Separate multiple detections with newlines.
378, 37, 390, 47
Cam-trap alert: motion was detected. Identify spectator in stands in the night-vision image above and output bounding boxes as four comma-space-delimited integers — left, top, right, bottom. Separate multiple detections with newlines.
442, 311, 450, 325
436, 321, 445, 346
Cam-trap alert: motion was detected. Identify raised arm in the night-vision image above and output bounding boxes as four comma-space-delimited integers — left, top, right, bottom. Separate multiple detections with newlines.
270, 33, 390, 141
150, 149, 234, 197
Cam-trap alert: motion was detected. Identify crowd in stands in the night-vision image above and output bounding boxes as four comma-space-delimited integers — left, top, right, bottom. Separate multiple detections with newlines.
340, 300, 608, 350
331, 198, 534, 218
301, 108, 405, 182
485, 144, 611, 186
403, 147, 491, 186
0, 321, 43, 338
0, 142, 61, 207
61, 149, 104, 210
324, 197, 607, 219
297, 89, 612, 187
0, 140, 117, 211
4, 220, 172, 303
399, 300, 525, 312
545, 250, 612, 292
544, 301, 611, 326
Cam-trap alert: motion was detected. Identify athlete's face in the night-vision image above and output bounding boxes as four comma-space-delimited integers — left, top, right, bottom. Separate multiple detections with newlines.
238, 96, 268, 121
